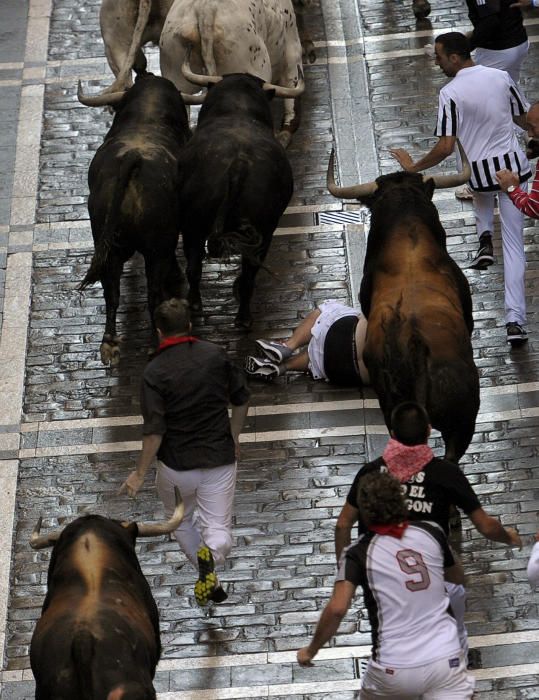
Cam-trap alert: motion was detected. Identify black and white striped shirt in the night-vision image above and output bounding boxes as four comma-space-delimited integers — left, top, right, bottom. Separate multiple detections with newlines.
435, 64, 531, 192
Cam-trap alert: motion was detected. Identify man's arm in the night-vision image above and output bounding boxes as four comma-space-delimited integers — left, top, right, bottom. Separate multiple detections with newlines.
390, 135, 456, 173
469, 507, 522, 547
444, 560, 465, 585
297, 581, 356, 666
335, 502, 360, 563
230, 402, 249, 458
496, 168, 539, 219
119, 433, 163, 498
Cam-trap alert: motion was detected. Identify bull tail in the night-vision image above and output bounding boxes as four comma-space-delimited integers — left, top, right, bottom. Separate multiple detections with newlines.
380, 303, 430, 412
207, 158, 266, 268
78, 152, 141, 290
71, 629, 96, 700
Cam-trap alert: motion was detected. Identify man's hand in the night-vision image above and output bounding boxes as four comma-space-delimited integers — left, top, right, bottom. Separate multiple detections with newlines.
234, 439, 241, 461
510, 0, 531, 7
505, 527, 522, 549
297, 647, 315, 667
390, 148, 415, 171
495, 169, 520, 192
119, 470, 145, 498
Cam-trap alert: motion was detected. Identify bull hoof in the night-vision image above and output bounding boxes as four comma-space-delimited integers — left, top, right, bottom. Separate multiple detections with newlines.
235, 313, 253, 330
302, 41, 316, 64
412, 0, 431, 19
276, 130, 292, 150
187, 292, 202, 314
100, 341, 120, 366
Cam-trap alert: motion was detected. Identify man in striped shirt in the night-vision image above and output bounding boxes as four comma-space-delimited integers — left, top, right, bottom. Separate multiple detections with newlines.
391, 32, 532, 346
496, 101, 539, 220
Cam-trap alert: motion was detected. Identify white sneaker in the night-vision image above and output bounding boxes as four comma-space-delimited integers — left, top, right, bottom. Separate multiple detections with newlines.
455, 185, 474, 200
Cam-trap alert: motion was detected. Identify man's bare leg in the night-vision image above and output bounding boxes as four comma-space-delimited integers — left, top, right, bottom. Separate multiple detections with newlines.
284, 350, 310, 372
285, 309, 322, 351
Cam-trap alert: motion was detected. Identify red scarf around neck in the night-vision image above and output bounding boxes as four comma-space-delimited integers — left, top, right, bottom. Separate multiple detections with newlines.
382, 438, 433, 483
157, 335, 198, 352
369, 522, 409, 539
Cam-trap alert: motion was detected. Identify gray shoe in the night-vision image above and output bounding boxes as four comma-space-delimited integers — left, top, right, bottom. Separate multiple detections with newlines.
255, 339, 293, 363
244, 356, 284, 380
506, 322, 528, 346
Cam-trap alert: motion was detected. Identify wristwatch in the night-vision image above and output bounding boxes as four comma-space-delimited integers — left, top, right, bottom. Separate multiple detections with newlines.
507, 185, 517, 194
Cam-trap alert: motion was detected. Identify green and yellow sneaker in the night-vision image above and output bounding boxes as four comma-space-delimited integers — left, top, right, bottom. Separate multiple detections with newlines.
195, 545, 218, 606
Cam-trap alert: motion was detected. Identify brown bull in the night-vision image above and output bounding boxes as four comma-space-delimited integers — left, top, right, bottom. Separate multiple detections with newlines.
328, 144, 480, 463
30, 490, 184, 700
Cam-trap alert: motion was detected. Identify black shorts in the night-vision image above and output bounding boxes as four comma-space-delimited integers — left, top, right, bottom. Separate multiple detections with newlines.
323, 315, 363, 386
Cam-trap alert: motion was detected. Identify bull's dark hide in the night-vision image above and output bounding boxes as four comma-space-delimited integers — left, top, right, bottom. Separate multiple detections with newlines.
30, 516, 159, 700
178, 74, 294, 328
359, 173, 480, 463
80, 74, 191, 365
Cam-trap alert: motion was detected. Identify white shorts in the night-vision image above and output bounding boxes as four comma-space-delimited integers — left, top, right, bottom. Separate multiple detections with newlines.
307, 299, 361, 380
360, 654, 475, 699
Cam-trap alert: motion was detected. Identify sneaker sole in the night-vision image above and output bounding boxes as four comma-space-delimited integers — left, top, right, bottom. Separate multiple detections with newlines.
507, 336, 528, 346
195, 545, 216, 607
469, 258, 494, 270
255, 339, 290, 363
244, 356, 278, 380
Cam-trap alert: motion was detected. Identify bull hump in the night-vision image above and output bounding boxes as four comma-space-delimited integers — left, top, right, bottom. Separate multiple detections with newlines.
72, 532, 109, 596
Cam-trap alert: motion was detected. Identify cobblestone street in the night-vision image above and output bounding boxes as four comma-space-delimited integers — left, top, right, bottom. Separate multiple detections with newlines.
0, 0, 538, 698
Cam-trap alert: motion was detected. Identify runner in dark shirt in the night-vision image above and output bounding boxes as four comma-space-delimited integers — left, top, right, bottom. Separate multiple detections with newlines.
120, 298, 250, 606
335, 402, 522, 660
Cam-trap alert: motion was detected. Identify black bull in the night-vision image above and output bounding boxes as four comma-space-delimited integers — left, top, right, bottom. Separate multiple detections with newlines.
329, 161, 479, 463
78, 74, 191, 365
177, 74, 294, 329
30, 492, 184, 700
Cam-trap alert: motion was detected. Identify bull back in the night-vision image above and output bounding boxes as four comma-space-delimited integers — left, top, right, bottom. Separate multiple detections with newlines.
31, 516, 160, 700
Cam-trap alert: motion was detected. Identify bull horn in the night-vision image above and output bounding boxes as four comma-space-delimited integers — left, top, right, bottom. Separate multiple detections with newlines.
181, 55, 222, 88
77, 80, 126, 107
262, 77, 305, 99
428, 139, 471, 189
327, 148, 378, 199
30, 517, 63, 550
180, 91, 206, 105
135, 487, 185, 537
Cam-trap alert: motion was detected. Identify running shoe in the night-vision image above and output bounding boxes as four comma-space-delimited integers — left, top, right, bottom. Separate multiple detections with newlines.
244, 356, 284, 380
255, 339, 293, 363
195, 545, 222, 606
455, 184, 474, 200
506, 322, 528, 346
469, 233, 494, 270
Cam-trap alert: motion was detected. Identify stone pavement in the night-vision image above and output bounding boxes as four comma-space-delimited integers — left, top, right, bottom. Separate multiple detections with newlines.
0, 0, 538, 698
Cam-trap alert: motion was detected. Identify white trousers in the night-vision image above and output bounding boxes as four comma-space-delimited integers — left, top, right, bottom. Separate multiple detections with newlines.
473, 185, 528, 325
156, 461, 236, 568
445, 582, 468, 660
474, 40, 529, 86
360, 654, 475, 699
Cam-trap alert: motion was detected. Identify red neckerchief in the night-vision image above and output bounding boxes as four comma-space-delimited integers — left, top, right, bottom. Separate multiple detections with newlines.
369, 522, 409, 539
383, 438, 433, 483
157, 335, 198, 352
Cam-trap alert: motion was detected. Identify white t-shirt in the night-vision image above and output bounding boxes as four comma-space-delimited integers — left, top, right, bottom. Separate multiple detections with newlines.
338, 522, 461, 667
435, 64, 531, 191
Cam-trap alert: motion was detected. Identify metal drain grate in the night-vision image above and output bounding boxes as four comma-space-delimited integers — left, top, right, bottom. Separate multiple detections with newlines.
318, 210, 363, 225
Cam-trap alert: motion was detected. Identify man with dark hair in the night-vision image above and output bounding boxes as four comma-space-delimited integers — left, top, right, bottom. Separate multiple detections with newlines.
335, 400, 522, 658
391, 31, 532, 346
298, 472, 476, 698
120, 298, 250, 606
